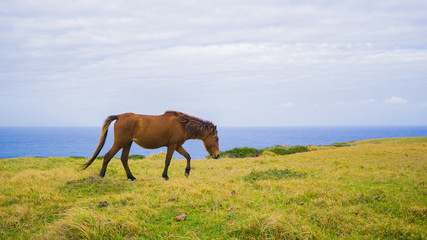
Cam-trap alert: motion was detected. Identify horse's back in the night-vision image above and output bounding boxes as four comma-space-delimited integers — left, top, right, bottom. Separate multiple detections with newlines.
115, 112, 185, 149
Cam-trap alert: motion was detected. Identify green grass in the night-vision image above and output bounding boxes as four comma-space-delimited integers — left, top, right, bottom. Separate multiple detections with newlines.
1, 137, 426, 239
243, 169, 307, 182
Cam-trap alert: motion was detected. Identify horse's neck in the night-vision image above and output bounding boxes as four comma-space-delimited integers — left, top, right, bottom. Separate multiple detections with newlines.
186, 132, 207, 141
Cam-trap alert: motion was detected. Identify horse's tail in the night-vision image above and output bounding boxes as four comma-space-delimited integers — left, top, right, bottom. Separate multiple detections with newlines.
82, 115, 118, 170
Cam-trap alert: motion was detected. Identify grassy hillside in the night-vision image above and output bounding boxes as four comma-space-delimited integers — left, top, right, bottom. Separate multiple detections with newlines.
1, 137, 426, 239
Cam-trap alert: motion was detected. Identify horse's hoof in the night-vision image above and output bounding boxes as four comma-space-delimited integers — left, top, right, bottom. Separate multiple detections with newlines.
185, 173, 189, 178
128, 176, 136, 181
163, 176, 169, 181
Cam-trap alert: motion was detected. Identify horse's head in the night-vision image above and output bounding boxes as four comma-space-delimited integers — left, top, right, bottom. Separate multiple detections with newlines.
203, 126, 220, 159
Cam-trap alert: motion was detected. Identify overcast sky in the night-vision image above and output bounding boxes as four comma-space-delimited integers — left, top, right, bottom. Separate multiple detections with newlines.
1, 0, 426, 126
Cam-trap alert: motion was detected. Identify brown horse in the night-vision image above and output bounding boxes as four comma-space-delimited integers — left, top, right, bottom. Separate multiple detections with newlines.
82, 111, 220, 180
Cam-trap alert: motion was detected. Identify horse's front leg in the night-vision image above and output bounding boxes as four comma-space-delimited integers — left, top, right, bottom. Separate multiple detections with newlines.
176, 146, 191, 177
162, 145, 176, 180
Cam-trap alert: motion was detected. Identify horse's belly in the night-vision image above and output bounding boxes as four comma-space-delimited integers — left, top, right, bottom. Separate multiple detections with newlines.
133, 138, 165, 149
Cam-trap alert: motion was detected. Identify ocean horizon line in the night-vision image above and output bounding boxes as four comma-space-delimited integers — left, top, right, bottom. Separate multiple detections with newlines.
1, 125, 427, 128
1, 126, 427, 159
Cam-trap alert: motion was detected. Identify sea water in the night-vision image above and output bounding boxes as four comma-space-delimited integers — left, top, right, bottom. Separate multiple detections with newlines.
1, 126, 426, 159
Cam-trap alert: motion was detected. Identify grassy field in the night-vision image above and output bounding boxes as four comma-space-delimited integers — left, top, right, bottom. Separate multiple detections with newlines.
1, 137, 426, 239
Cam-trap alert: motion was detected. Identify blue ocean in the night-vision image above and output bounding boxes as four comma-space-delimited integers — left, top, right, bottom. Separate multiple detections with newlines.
1, 126, 427, 159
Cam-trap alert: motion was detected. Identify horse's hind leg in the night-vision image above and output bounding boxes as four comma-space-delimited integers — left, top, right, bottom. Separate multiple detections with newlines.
176, 146, 191, 177
120, 142, 136, 180
99, 145, 121, 178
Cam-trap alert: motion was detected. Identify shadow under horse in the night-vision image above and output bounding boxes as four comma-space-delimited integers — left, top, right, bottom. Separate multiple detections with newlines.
82, 111, 220, 180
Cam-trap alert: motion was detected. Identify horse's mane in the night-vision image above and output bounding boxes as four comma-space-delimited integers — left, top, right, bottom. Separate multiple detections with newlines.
165, 111, 216, 139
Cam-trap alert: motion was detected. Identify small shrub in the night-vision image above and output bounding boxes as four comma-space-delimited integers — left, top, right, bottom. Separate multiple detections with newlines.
220, 147, 263, 158
267, 145, 309, 155
128, 155, 145, 160
330, 142, 354, 147
68, 156, 86, 159
216, 145, 310, 159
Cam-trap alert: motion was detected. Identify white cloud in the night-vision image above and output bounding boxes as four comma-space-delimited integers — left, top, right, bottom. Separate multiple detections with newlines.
281, 102, 295, 108
384, 96, 409, 104
361, 99, 378, 104
0, 0, 426, 126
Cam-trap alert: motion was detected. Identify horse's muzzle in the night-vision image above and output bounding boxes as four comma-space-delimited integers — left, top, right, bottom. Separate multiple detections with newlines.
213, 154, 220, 159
